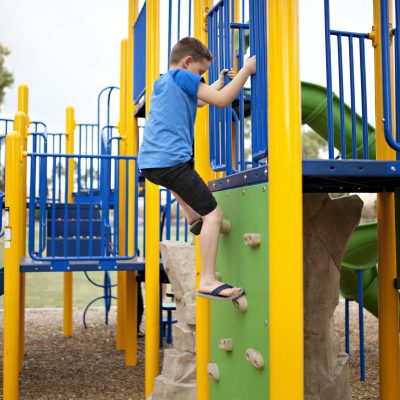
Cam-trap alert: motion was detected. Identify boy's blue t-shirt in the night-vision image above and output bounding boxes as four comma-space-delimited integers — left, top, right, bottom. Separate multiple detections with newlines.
138, 69, 205, 169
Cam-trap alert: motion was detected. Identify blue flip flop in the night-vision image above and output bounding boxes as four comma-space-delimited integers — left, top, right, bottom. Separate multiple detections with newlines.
189, 218, 203, 235
197, 284, 244, 301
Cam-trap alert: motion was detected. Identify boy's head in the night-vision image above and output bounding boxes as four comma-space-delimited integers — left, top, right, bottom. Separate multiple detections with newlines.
170, 37, 213, 75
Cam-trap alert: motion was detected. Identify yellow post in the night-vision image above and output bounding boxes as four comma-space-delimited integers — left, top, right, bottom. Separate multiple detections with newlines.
268, 1, 303, 399
17, 85, 29, 372
194, 2, 214, 399
18, 84, 29, 120
145, 0, 160, 396
14, 111, 28, 370
125, 0, 139, 367
64, 106, 76, 337
3, 131, 23, 400
117, 39, 128, 351
372, 1, 400, 398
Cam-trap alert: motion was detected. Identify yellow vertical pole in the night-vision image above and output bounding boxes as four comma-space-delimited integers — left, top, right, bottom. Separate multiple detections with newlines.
145, 0, 160, 395
3, 130, 23, 400
125, 0, 139, 367
64, 106, 75, 337
18, 84, 29, 118
194, 2, 214, 399
117, 38, 128, 351
268, 1, 303, 399
14, 111, 28, 371
373, 1, 400, 398
17, 84, 29, 372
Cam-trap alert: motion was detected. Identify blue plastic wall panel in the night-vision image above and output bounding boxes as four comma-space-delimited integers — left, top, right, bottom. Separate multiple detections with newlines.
324, 0, 372, 160
249, 0, 268, 162
27, 151, 139, 264
134, 3, 146, 103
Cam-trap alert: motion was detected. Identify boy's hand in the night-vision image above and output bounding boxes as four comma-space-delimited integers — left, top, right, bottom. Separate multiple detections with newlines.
244, 56, 256, 75
218, 68, 235, 84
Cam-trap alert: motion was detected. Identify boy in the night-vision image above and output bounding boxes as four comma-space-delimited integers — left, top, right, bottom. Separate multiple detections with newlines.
138, 37, 256, 300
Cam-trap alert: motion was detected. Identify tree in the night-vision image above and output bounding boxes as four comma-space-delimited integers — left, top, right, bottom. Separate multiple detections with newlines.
0, 44, 14, 109
302, 129, 328, 159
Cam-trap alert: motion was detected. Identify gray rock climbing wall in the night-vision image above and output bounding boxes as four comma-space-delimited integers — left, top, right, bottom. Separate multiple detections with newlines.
303, 193, 363, 400
150, 241, 197, 400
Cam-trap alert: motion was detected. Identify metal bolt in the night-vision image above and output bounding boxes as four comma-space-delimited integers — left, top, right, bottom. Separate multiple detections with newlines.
262, 186, 266, 192
227, 179, 230, 184
242, 189, 246, 195
244, 174, 247, 180
390, 165, 397, 172
264, 169, 268, 175
264, 320, 268, 326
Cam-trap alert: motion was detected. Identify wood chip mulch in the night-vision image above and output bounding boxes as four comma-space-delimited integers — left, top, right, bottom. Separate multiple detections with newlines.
0, 301, 380, 399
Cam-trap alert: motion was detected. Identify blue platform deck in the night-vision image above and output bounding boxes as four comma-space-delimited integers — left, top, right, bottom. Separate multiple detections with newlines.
20, 257, 149, 273
209, 159, 400, 193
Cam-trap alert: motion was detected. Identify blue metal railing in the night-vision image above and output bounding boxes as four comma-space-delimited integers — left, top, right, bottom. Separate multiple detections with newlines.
249, 0, 267, 162
28, 152, 139, 263
324, 0, 372, 160
381, 0, 400, 156
208, 0, 267, 174
159, 188, 189, 243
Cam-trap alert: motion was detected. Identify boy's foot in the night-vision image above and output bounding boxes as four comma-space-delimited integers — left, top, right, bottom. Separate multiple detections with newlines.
189, 218, 203, 235
197, 283, 244, 301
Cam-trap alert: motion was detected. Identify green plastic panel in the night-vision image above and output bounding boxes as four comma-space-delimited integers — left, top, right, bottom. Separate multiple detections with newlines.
210, 183, 269, 400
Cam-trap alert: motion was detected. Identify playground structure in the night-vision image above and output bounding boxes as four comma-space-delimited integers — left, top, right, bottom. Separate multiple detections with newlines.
1, 0, 400, 399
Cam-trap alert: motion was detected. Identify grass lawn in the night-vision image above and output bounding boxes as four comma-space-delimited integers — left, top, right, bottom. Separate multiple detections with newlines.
0, 270, 119, 309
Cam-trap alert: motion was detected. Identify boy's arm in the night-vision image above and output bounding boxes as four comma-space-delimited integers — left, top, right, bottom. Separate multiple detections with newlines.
197, 56, 256, 108
197, 69, 234, 107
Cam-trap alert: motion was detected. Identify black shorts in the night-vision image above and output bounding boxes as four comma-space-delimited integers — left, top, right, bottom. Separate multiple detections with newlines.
140, 161, 217, 216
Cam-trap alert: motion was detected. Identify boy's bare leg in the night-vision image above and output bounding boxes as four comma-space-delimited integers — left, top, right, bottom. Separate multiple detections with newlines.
172, 196, 241, 298
198, 206, 241, 297
172, 192, 201, 225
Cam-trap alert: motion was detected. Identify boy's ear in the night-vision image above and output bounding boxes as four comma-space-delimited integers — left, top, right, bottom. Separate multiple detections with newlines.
183, 55, 193, 68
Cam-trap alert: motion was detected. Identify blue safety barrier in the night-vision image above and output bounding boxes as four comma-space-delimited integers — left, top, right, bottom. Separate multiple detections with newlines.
27, 151, 139, 265
208, 0, 267, 174
324, 0, 372, 160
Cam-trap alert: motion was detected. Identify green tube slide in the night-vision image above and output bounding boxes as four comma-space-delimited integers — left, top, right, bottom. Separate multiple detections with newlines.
301, 81, 376, 160
340, 223, 379, 317
301, 82, 380, 317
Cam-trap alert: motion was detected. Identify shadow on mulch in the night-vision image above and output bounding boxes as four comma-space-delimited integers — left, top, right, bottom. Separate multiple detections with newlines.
0, 308, 162, 400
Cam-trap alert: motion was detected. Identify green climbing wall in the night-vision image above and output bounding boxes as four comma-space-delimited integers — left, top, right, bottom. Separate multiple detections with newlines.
210, 183, 269, 400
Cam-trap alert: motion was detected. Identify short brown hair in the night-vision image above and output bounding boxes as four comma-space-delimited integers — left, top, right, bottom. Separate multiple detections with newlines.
170, 37, 213, 65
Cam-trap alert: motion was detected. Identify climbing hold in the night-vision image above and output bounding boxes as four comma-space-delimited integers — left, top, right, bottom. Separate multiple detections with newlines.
207, 362, 220, 382
220, 219, 231, 234
243, 233, 261, 248
233, 294, 248, 312
219, 338, 233, 352
245, 348, 264, 370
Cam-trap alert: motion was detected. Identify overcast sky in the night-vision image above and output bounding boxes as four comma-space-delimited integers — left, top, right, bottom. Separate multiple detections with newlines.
0, 0, 375, 132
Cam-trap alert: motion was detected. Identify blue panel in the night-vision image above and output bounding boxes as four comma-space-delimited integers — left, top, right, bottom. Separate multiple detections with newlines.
134, 3, 146, 103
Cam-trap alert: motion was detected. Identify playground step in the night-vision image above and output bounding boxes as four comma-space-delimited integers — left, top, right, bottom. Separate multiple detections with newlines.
46, 203, 101, 219
47, 218, 102, 237
46, 237, 103, 257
